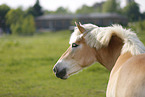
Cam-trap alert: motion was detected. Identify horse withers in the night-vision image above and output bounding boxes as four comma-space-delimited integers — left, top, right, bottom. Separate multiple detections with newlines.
53, 22, 145, 97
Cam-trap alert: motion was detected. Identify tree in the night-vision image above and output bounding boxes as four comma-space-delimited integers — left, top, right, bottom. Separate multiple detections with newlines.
55, 7, 71, 14
27, 0, 43, 17
43, 10, 55, 15
33, 0, 43, 16
123, 1, 141, 21
10, 15, 35, 35
102, 0, 120, 13
6, 8, 24, 26
6, 8, 35, 35
140, 12, 145, 20
75, 5, 94, 14
0, 4, 10, 31
10, 20, 23, 35
26, 7, 34, 16
21, 15, 35, 35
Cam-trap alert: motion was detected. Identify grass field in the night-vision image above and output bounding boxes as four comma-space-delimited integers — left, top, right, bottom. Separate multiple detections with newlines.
0, 29, 145, 97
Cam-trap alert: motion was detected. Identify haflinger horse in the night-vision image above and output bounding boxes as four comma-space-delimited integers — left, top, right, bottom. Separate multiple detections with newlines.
53, 22, 145, 97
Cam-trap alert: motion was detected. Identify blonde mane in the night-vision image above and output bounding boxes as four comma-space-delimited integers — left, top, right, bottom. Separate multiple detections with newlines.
69, 24, 145, 55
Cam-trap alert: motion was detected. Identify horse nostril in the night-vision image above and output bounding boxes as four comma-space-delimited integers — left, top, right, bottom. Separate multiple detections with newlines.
56, 68, 66, 79
53, 67, 57, 73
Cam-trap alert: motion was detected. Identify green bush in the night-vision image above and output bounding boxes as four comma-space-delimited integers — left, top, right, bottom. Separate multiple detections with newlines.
21, 15, 36, 35
10, 15, 35, 35
128, 20, 145, 33
6, 8, 36, 35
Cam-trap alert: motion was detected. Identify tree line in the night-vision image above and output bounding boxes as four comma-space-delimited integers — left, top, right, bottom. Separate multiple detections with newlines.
75, 0, 145, 21
45, 0, 145, 22
0, 0, 145, 35
0, 0, 43, 35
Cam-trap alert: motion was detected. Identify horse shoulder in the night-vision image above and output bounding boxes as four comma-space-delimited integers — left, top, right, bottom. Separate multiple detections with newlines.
117, 54, 145, 97
107, 53, 145, 97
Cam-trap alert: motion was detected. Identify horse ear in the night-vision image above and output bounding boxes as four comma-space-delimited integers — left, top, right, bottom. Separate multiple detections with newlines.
75, 22, 86, 34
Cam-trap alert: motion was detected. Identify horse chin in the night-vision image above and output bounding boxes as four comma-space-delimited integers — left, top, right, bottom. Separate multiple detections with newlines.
60, 75, 69, 80
59, 72, 77, 80
60, 77, 68, 80
58, 68, 82, 80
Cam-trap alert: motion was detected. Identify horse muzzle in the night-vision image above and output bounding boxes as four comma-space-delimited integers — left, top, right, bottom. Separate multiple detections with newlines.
53, 65, 67, 79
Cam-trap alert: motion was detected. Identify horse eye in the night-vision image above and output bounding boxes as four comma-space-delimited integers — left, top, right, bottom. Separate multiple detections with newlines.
72, 43, 79, 48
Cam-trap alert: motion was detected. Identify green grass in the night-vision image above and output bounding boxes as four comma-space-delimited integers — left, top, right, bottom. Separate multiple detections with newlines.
0, 30, 145, 97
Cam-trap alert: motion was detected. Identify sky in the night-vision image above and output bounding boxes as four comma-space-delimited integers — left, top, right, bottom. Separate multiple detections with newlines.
0, 0, 145, 13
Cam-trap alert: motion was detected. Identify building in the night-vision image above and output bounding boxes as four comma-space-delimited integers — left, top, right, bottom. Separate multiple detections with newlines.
35, 13, 128, 31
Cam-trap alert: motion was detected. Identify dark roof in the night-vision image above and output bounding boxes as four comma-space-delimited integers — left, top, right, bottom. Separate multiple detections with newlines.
36, 13, 127, 20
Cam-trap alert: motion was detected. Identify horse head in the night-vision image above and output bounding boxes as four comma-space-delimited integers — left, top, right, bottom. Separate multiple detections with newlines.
53, 22, 145, 79
53, 22, 97, 79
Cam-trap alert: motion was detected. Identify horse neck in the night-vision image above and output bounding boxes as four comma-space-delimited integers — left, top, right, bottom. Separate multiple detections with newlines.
110, 52, 132, 74
95, 36, 124, 71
